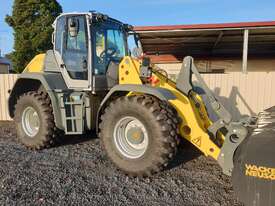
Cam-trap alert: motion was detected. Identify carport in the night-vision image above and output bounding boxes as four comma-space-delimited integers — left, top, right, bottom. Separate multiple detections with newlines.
134, 21, 275, 73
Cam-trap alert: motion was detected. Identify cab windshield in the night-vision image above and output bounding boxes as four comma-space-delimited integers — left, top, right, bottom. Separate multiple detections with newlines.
92, 22, 127, 75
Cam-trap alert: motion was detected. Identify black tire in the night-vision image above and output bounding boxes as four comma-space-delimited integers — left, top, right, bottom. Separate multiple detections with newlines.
14, 91, 58, 150
99, 95, 179, 177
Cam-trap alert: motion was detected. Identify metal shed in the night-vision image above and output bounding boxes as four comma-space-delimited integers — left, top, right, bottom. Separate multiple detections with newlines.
134, 21, 275, 73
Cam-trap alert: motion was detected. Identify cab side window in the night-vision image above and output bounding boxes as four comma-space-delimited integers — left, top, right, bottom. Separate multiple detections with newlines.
94, 28, 106, 75
93, 26, 126, 75
55, 16, 66, 53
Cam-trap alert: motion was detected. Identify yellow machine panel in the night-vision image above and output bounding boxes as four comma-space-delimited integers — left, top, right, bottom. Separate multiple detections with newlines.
119, 57, 143, 85
23, 54, 46, 73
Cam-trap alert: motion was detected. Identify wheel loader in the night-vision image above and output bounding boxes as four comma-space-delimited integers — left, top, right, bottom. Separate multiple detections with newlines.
8, 12, 275, 206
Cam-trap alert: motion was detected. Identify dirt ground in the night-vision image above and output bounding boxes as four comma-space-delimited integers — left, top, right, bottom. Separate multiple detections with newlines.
0, 122, 243, 206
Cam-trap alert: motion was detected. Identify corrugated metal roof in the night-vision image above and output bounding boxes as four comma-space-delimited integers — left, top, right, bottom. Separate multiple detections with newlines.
134, 21, 275, 32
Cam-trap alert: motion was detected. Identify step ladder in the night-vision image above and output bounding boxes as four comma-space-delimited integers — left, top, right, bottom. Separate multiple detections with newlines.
59, 92, 85, 135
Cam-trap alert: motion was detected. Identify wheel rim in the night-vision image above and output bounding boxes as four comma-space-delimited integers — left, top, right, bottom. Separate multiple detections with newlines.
21, 106, 40, 137
114, 116, 149, 159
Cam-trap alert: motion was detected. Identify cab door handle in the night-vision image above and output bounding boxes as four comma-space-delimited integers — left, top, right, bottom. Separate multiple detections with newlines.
82, 58, 88, 69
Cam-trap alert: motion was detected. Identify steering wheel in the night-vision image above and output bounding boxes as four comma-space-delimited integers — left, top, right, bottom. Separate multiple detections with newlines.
99, 47, 117, 60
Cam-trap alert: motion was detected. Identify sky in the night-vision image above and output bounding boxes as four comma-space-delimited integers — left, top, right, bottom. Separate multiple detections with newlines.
1, 0, 275, 55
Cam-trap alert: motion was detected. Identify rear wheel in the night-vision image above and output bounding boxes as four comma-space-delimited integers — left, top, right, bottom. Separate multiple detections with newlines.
99, 95, 179, 177
14, 91, 58, 150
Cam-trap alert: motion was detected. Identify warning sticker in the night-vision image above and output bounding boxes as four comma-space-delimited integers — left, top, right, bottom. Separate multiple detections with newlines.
192, 136, 202, 147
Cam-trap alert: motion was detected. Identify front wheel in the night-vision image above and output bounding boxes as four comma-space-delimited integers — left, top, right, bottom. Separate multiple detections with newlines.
99, 95, 179, 177
14, 91, 58, 150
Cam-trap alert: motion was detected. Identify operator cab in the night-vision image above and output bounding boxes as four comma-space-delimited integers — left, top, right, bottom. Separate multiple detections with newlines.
52, 12, 131, 91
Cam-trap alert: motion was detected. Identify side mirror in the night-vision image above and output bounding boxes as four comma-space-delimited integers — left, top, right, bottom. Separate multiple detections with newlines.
132, 47, 143, 58
68, 18, 79, 37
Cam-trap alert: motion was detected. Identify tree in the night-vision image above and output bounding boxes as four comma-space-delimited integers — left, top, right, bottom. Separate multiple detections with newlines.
5, 0, 62, 73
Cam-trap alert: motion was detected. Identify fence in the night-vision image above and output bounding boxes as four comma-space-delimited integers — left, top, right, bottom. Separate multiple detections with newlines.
202, 72, 275, 120
0, 74, 18, 121
0, 72, 275, 121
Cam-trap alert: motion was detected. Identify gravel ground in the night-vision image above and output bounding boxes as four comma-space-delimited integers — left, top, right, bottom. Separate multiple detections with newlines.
0, 122, 243, 206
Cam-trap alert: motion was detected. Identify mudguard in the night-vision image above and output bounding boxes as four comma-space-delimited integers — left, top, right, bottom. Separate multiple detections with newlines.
96, 84, 176, 132
8, 73, 67, 129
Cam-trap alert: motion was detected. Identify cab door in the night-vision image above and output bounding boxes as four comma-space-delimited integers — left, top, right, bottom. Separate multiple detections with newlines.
54, 15, 91, 89
91, 22, 127, 91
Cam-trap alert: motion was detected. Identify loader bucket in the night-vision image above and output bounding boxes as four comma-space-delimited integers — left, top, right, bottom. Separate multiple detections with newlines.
232, 107, 275, 206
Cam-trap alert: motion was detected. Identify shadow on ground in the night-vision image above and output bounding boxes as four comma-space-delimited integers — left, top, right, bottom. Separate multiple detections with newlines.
167, 141, 202, 171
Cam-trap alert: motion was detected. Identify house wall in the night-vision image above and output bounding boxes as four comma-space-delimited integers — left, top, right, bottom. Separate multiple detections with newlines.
156, 58, 275, 79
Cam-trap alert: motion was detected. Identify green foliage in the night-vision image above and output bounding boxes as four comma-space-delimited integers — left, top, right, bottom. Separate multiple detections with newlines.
5, 0, 62, 73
